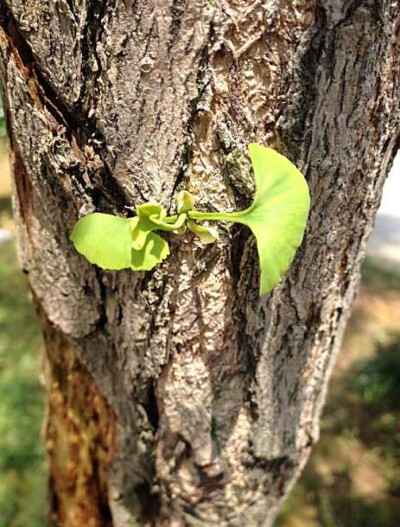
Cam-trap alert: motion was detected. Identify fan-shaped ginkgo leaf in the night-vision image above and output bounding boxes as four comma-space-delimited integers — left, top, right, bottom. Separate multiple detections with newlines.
130, 231, 170, 270
71, 213, 133, 270
188, 144, 310, 295
71, 212, 170, 271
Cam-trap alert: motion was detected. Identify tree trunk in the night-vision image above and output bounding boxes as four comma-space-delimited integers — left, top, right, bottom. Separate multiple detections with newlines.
0, 1, 399, 526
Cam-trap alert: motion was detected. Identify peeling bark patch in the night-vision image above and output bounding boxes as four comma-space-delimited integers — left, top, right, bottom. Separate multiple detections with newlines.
11, 139, 32, 225
42, 317, 116, 527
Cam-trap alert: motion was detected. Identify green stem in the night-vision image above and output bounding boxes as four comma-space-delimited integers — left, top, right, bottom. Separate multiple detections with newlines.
164, 215, 178, 223
171, 213, 187, 229
188, 210, 244, 222
152, 212, 187, 231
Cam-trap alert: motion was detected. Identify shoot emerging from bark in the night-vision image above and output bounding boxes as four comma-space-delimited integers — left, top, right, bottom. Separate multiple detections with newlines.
71, 144, 310, 295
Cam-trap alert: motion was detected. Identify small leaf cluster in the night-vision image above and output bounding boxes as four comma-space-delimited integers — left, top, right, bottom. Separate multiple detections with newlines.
70, 191, 218, 272
71, 144, 310, 295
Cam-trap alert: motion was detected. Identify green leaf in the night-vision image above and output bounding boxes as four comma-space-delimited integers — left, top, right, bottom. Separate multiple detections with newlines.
187, 219, 218, 244
71, 213, 133, 270
130, 231, 170, 270
71, 212, 171, 272
177, 190, 195, 213
189, 144, 310, 295
131, 203, 165, 250
132, 203, 186, 250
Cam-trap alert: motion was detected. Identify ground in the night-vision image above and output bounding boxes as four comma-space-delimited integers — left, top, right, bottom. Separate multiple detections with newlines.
0, 141, 49, 527
277, 258, 400, 527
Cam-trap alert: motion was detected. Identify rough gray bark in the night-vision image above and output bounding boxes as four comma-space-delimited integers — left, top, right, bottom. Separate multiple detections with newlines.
0, 1, 399, 526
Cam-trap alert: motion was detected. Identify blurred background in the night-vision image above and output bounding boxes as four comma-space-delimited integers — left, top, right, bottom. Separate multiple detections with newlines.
0, 107, 399, 526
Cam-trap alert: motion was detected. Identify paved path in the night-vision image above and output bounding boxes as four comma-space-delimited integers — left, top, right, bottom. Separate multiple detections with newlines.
368, 154, 400, 264
0, 229, 11, 243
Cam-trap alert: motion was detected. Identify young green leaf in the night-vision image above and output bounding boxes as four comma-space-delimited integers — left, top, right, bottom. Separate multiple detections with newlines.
130, 231, 170, 270
71, 212, 170, 271
71, 213, 134, 270
132, 203, 186, 250
187, 219, 219, 244
177, 190, 195, 213
188, 144, 310, 295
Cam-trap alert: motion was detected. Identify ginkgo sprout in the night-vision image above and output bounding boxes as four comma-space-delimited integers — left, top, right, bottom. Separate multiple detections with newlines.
71, 144, 310, 295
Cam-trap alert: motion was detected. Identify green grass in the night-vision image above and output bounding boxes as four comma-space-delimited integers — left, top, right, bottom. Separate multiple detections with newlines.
351, 335, 400, 411
0, 239, 49, 527
361, 257, 400, 293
